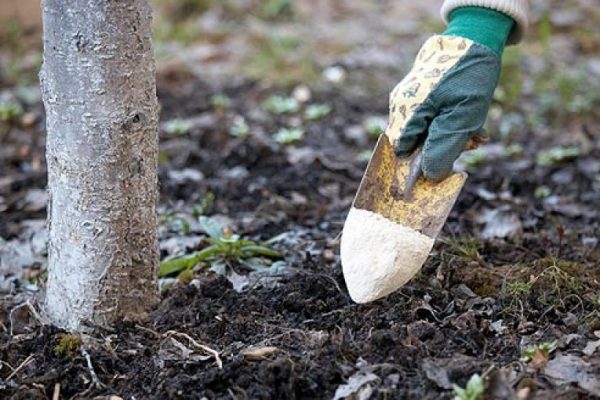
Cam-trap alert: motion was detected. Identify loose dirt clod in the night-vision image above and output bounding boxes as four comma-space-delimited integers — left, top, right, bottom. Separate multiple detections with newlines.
341, 207, 434, 303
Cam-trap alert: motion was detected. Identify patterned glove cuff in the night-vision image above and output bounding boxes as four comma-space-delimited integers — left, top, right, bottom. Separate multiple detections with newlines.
441, 0, 528, 44
443, 6, 514, 56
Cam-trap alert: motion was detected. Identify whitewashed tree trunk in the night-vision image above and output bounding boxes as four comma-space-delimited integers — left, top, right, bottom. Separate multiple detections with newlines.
40, 0, 159, 331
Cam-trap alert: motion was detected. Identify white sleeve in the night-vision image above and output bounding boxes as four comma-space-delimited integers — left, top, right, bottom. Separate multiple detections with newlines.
440, 0, 529, 44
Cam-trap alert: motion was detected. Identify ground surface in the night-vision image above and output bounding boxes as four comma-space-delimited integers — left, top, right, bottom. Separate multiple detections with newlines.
1, 0, 599, 399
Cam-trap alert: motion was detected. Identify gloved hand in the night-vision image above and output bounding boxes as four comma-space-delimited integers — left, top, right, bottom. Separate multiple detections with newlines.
386, 7, 515, 181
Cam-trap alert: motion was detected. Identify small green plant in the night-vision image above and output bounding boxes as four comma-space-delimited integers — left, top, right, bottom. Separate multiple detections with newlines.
210, 93, 232, 109
363, 116, 386, 137
0, 101, 23, 122
191, 191, 215, 217
505, 280, 533, 298
304, 104, 331, 121
164, 118, 191, 136
536, 146, 580, 166
263, 95, 299, 114
520, 341, 558, 363
159, 216, 281, 277
462, 149, 486, 167
54, 334, 82, 358
229, 116, 250, 139
273, 127, 304, 144
453, 373, 484, 400
504, 143, 523, 157
534, 186, 551, 199
540, 260, 582, 295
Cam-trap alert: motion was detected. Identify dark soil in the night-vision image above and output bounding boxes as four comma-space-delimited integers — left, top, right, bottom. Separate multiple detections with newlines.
1, 75, 599, 399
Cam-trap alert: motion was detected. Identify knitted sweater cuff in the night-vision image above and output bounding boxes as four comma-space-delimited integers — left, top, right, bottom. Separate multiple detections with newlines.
440, 0, 529, 44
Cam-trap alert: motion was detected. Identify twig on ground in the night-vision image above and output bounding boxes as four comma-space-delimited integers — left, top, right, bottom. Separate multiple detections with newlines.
135, 324, 160, 337
6, 354, 35, 381
80, 347, 104, 389
164, 330, 223, 369
9, 300, 45, 336
52, 383, 60, 400
1, 360, 15, 373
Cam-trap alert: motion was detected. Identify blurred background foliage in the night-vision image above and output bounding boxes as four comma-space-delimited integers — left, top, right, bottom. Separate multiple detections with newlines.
0, 0, 598, 141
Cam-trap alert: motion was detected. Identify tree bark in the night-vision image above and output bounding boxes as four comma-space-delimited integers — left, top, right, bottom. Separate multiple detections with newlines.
40, 0, 159, 331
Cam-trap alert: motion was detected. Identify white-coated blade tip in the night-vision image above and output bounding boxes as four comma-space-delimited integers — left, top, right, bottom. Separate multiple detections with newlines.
340, 207, 434, 303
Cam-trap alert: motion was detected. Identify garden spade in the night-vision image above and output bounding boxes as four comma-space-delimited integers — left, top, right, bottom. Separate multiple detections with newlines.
341, 134, 482, 303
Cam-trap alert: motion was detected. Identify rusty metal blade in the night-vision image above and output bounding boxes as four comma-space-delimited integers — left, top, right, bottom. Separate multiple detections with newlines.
352, 135, 467, 239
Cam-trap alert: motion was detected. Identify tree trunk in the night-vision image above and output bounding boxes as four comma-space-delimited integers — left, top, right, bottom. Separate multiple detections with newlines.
40, 0, 159, 331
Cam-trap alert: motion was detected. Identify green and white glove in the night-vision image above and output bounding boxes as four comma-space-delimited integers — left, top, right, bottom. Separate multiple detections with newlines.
386, 7, 516, 181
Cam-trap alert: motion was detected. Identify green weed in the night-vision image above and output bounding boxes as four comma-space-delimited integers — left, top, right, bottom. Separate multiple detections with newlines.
54, 334, 82, 358
159, 216, 281, 277
534, 186, 551, 199
504, 143, 523, 157
164, 118, 191, 136
462, 150, 486, 167
453, 373, 484, 400
210, 93, 232, 109
304, 104, 332, 121
273, 127, 304, 144
263, 95, 299, 114
505, 280, 533, 298
0, 101, 23, 122
536, 146, 580, 167
229, 116, 250, 139
520, 341, 558, 363
191, 191, 215, 217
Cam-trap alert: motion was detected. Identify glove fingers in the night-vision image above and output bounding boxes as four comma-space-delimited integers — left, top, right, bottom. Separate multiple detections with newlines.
422, 101, 486, 181
393, 102, 437, 158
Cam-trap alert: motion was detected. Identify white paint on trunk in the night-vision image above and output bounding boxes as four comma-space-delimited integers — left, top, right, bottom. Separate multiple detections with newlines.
340, 207, 434, 303
40, 0, 159, 331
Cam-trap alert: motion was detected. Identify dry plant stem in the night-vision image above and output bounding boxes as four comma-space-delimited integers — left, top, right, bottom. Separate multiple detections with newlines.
164, 330, 223, 369
6, 354, 35, 381
41, 0, 159, 331
52, 383, 60, 400
9, 300, 45, 336
135, 325, 223, 369
81, 347, 104, 389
